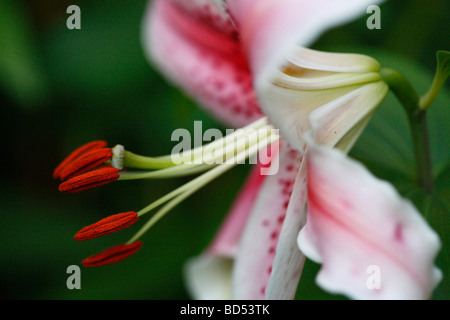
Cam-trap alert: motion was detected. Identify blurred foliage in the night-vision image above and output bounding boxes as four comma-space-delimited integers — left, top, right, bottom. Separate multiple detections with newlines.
0, 0, 448, 300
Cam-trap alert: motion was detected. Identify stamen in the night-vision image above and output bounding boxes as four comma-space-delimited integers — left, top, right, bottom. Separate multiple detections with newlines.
126, 128, 280, 243
66, 117, 279, 263
82, 241, 143, 267
127, 183, 204, 244
138, 127, 278, 217
118, 162, 215, 181
58, 166, 119, 193
74, 211, 139, 241
53, 140, 107, 179
59, 148, 113, 181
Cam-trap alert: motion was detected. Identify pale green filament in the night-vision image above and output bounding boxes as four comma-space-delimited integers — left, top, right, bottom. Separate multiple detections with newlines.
118, 162, 216, 180
121, 117, 269, 170
118, 123, 275, 181
126, 130, 280, 244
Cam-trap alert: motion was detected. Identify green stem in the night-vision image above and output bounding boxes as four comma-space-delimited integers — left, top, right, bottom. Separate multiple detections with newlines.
419, 50, 450, 110
419, 71, 447, 110
408, 110, 434, 194
380, 68, 435, 194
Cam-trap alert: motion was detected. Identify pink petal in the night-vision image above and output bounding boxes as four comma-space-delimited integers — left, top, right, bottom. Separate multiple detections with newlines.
227, 0, 385, 84
207, 160, 269, 257
167, 0, 236, 36
298, 143, 442, 299
233, 142, 304, 299
184, 160, 269, 299
265, 156, 308, 299
142, 0, 263, 127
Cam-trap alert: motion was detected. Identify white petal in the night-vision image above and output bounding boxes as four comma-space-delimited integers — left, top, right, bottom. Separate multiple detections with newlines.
260, 80, 388, 151
273, 69, 381, 91
309, 81, 389, 147
265, 157, 308, 299
286, 47, 381, 73
233, 142, 303, 299
184, 255, 233, 300
298, 142, 442, 300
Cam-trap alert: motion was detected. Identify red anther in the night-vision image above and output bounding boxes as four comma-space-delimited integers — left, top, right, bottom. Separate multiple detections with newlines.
58, 166, 119, 193
74, 211, 139, 241
59, 148, 113, 181
53, 140, 107, 179
82, 241, 143, 267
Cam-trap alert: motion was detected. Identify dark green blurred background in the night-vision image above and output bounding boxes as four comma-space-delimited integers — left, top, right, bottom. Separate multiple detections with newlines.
1, 0, 448, 299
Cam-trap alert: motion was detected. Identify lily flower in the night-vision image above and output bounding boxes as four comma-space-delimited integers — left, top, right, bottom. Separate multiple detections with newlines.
141, 0, 442, 300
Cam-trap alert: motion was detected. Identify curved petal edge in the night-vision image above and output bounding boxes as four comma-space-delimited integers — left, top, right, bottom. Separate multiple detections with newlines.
298, 142, 442, 300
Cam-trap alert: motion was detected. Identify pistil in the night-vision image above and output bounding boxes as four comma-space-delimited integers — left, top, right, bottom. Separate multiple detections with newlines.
125, 124, 279, 244
121, 117, 270, 171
